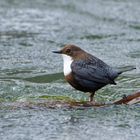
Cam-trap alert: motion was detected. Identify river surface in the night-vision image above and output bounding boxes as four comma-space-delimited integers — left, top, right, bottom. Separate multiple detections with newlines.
0, 0, 140, 140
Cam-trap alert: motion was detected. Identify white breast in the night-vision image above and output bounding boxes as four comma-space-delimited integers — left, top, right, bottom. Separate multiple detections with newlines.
62, 54, 73, 76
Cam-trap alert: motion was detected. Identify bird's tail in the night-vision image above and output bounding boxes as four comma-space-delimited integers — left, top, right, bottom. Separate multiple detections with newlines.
118, 66, 136, 74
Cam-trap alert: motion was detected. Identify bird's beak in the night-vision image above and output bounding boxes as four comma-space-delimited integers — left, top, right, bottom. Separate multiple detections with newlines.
52, 50, 62, 54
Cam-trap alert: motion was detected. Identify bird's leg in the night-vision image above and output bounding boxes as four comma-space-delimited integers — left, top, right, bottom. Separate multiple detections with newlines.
89, 92, 96, 104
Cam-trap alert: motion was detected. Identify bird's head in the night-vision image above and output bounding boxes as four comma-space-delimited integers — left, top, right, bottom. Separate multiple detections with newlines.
52, 44, 86, 60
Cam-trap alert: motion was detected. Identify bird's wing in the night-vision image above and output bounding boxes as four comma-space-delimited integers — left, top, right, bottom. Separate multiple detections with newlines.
71, 59, 116, 84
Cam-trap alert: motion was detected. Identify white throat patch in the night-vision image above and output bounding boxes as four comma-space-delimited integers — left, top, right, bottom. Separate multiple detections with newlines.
62, 54, 73, 76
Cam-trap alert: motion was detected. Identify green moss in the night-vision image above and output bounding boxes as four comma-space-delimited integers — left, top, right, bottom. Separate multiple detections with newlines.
0, 98, 5, 102
38, 95, 76, 102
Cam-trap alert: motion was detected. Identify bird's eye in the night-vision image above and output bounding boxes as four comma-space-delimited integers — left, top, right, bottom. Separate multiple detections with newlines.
66, 49, 71, 54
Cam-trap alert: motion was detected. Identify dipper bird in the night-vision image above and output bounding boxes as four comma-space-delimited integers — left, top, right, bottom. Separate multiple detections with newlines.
53, 44, 135, 103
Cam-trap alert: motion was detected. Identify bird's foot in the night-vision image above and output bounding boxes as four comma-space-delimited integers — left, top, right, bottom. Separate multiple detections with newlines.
89, 99, 97, 104
84, 100, 99, 107
85, 100, 105, 107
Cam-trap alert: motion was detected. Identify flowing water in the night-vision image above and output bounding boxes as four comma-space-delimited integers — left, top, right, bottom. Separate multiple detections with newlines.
0, 0, 140, 140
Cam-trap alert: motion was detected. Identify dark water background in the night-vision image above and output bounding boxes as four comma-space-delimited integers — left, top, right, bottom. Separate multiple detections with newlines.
0, 0, 140, 140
